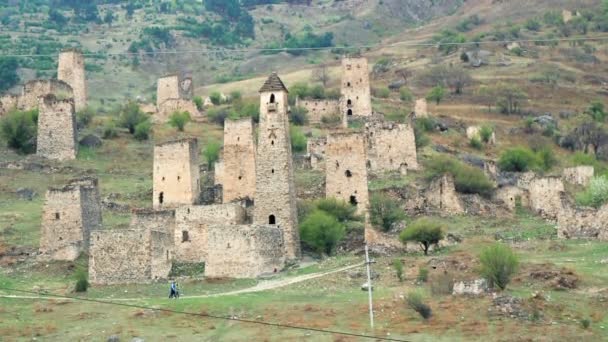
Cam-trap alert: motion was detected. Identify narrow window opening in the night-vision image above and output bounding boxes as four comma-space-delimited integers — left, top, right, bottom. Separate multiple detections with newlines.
271, 140, 274, 145
166, 250, 169, 260
55, 212, 60, 220
159, 192, 164, 204
162, 177, 165, 181
59, 236, 63, 241
366, 160, 371, 168
237, 137, 240, 141
349, 196, 358, 206
269, 93, 276, 103
271, 169, 275, 174
347, 109, 353, 116
269, 215, 276, 225
238, 176, 243, 180
182, 231, 190, 242
347, 82, 351, 87
177, 176, 181, 181
347, 99, 352, 106
187, 208, 190, 214
345, 170, 352, 178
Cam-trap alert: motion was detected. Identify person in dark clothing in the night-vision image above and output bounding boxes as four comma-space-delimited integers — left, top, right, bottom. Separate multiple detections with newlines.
169, 281, 177, 299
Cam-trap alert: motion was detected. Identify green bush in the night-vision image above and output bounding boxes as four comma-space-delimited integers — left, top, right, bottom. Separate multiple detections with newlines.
314, 198, 360, 223
133, 120, 151, 141
168, 111, 191, 131
417, 267, 429, 283
74, 270, 89, 293
290, 125, 307, 153
119, 101, 148, 134
585, 101, 606, 122
102, 121, 118, 139
209, 91, 222, 105
393, 259, 404, 282
576, 176, 608, 208
469, 137, 483, 149
207, 107, 230, 126
498, 147, 539, 172
193, 96, 203, 110
415, 117, 436, 132
370, 193, 405, 232
289, 106, 308, 126
407, 291, 432, 319
414, 121, 431, 150
535, 145, 556, 171
76, 107, 95, 128
399, 218, 444, 255
299, 209, 345, 255
426, 86, 445, 105
230, 90, 242, 102
479, 125, 494, 143
400, 88, 413, 102
581, 318, 591, 329
425, 155, 494, 196
321, 114, 342, 127
479, 243, 519, 290
0, 109, 38, 154
203, 139, 222, 169
374, 88, 390, 99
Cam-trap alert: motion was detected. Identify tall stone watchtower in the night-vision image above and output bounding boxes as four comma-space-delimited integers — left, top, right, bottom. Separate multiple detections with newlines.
57, 49, 87, 112
253, 73, 300, 260
36, 94, 78, 161
220, 118, 256, 203
153, 138, 201, 208
340, 57, 372, 118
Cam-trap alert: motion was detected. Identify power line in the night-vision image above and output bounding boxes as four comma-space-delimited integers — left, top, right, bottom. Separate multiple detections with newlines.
0, 34, 607, 58
0, 287, 409, 341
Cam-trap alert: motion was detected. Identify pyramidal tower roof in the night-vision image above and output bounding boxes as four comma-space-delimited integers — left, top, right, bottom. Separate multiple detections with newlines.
259, 72, 288, 93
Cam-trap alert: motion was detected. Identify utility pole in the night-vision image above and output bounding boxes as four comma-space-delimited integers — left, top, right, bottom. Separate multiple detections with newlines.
364, 244, 374, 329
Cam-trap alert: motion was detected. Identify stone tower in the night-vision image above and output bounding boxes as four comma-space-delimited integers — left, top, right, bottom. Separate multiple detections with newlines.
153, 138, 201, 208
36, 94, 78, 161
340, 57, 372, 118
156, 74, 180, 108
220, 118, 256, 202
57, 49, 87, 112
253, 73, 300, 260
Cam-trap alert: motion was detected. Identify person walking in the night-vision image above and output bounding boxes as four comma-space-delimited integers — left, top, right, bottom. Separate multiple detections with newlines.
169, 281, 177, 299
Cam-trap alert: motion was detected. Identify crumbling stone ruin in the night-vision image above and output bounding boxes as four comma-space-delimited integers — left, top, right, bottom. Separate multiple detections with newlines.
155, 73, 197, 122
174, 203, 246, 262
253, 73, 300, 260
156, 99, 199, 123
0, 94, 18, 116
40, 178, 101, 261
307, 137, 327, 171
364, 120, 418, 173
153, 138, 201, 208
0, 79, 74, 115
467, 126, 496, 145
214, 118, 256, 203
295, 97, 340, 125
558, 200, 608, 241
205, 224, 285, 278
494, 186, 529, 211
89, 209, 174, 285
36, 94, 78, 161
562, 166, 594, 186
414, 98, 428, 117
425, 174, 464, 215
340, 57, 372, 119
325, 132, 370, 216
57, 49, 87, 112
527, 177, 565, 220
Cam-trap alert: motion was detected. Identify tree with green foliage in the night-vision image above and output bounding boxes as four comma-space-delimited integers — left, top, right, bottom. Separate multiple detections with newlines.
495, 83, 527, 114
479, 125, 494, 143
133, 120, 151, 141
525, 17, 542, 31
118, 102, 148, 134
299, 209, 345, 255
103, 10, 115, 26
289, 106, 308, 126
168, 111, 191, 132
393, 259, 404, 282
290, 125, 307, 153
585, 101, 606, 122
314, 198, 361, 223
426, 86, 445, 105
425, 155, 494, 196
498, 147, 539, 172
0, 109, 38, 154
209, 91, 222, 106
203, 139, 222, 169
370, 193, 405, 232
400, 88, 413, 102
433, 30, 466, 55
399, 218, 445, 255
193, 96, 203, 111
0, 57, 20, 93
407, 291, 432, 319
479, 243, 519, 290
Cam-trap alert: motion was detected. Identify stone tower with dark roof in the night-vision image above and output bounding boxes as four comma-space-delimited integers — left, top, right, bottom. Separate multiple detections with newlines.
253, 72, 301, 260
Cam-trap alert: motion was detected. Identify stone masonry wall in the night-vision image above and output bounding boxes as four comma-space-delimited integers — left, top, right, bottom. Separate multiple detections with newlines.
340, 57, 372, 118
156, 75, 180, 108
562, 166, 594, 186
40, 185, 84, 261
425, 174, 464, 215
130, 208, 176, 236
36, 95, 77, 161
365, 120, 418, 173
174, 203, 246, 262
153, 138, 201, 208
19, 79, 73, 111
414, 98, 428, 117
494, 186, 530, 212
527, 177, 565, 220
155, 99, 199, 123
205, 224, 285, 278
220, 118, 256, 203
57, 49, 87, 112
558, 200, 608, 241
0, 94, 18, 116
307, 137, 327, 171
295, 97, 340, 125
253, 85, 300, 260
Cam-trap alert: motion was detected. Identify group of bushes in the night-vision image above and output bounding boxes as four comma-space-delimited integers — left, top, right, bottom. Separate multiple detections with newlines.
498, 146, 556, 172
425, 155, 494, 196
0, 109, 39, 154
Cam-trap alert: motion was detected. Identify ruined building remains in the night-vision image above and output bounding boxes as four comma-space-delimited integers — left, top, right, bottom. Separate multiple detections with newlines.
307, 137, 328, 171
558, 200, 608, 241
57, 49, 87, 112
153, 138, 201, 208
414, 98, 428, 118
365, 120, 418, 173
36, 94, 78, 161
0, 79, 74, 116
562, 166, 594, 186
253, 73, 300, 260
214, 118, 256, 203
40, 178, 102, 261
425, 174, 464, 215
155, 73, 197, 122
340, 57, 372, 119
89, 209, 174, 285
295, 97, 340, 125
527, 177, 565, 220
325, 133, 370, 216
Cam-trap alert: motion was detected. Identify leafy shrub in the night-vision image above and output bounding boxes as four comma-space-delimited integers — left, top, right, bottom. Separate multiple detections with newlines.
425, 155, 494, 196
414, 121, 431, 150
393, 259, 404, 282
534, 145, 557, 171
585, 101, 606, 122
289, 106, 308, 126
0, 109, 38, 154
290, 125, 307, 153
479, 125, 494, 143
209, 91, 222, 105
315, 198, 360, 223
76, 107, 94, 128
416, 117, 436, 132
102, 121, 118, 139
133, 120, 151, 141
299, 209, 345, 255
479, 243, 519, 290
230, 90, 242, 102
469, 137, 483, 149
581, 318, 591, 329
417, 267, 429, 283
400, 218, 444, 255
498, 147, 539, 172
407, 291, 432, 319
370, 193, 405, 232
426, 86, 445, 105
576, 176, 608, 208
525, 17, 542, 31
374, 88, 390, 99
321, 114, 342, 127
433, 29, 466, 55
193, 96, 203, 110
74, 270, 89, 293
400, 88, 413, 102
430, 272, 454, 295
118, 102, 147, 134
203, 139, 222, 168
207, 107, 230, 126
168, 111, 191, 131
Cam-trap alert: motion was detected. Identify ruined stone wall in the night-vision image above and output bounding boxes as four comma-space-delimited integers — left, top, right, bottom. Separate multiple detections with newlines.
425, 174, 464, 215
562, 166, 594, 186
0, 94, 18, 115
220, 118, 256, 203
153, 138, 200, 208
558, 201, 608, 241
307, 137, 327, 171
325, 133, 369, 216
527, 177, 565, 219
57, 49, 87, 111
205, 224, 284, 278
295, 98, 340, 125
40, 185, 84, 261
466, 126, 496, 145
156, 99, 199, 123
254, 88, 300, 260
174, 203, 246, 262
365, 120, 418, 173
36, 95, 77, 161
19, 80, 73, 111
150, 230, 174, 280
156, 75, 180, 108
414, 98, 428, 117
494, 186, 530, 211
68, 177, 102, 250
130, 208, 176, 236
340, 57, 372, 118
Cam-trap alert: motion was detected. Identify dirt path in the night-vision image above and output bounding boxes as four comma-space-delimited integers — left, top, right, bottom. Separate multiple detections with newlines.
0, 263, 364, 302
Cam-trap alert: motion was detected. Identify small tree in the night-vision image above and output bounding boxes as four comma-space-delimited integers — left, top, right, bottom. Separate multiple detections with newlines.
479, 125, 494, 143
426, 86, 445, 105
133, 120, 151, 141
315, 198, 360, 223
289, 106, 308, 126
119, 101, 147, 134
407, 291, 432, 319
203, 139, 222, 169
494, 83, 527, 115
209, 91, 222, 105
74, 269, 89, 292
585, 101, 606, 122
168, 111, 191, 131
479, 243, 519, 290
300, 209, 346, 255
370, 193, 405, 232
193, 96, 203, 111
290, 125, 307, 153
0, 109, 38, 154
393, 259, 404, 282
399, 218, 444, 255
230, 90, 242, 103
102, 121, 118, 139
